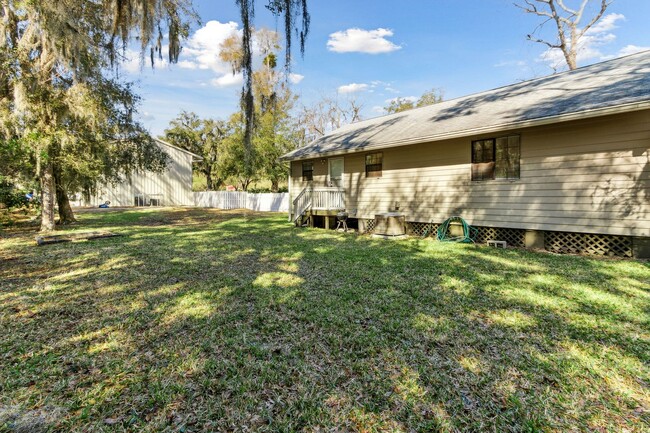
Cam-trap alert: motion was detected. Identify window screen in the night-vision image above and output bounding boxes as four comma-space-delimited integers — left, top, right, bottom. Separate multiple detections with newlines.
495, 136, 520, 179
365, 152, 383, 178
302, 161, 313, 181
471, 135, 520, 180
471, 139, 495, 181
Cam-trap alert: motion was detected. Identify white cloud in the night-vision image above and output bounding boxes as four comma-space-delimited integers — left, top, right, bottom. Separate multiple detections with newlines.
180, 20, 251, 87
182, 20, 241, 73
289, 73, 304, 84
327, 28, 401, 54
371, 105, 385, 114
616, 44, 650, 57
587, 13, 624, 35
338, 83, 369, 94
122, 21, 308, 92
211, 73, 244, 88
178, 21, 303, 89
538, 13, 626, 70
177, 60, 199, 69
141, 111, 155, 121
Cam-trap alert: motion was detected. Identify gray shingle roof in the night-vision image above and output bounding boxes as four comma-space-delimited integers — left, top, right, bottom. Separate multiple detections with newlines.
282, 50, 650, 161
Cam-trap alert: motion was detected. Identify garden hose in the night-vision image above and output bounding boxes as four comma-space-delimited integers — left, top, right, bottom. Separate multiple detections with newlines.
436, 216, 478, 243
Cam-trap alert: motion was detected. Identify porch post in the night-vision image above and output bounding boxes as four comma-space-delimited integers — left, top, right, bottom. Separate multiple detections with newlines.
287, 163, 292, 221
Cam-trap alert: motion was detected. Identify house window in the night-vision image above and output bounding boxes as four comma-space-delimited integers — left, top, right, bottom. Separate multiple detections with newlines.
471, 135, 520, 180
365, 152, 383, 178
302, 161, 314, 181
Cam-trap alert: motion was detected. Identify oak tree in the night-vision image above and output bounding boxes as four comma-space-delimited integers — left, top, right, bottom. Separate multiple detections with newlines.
164, 112, 230, 191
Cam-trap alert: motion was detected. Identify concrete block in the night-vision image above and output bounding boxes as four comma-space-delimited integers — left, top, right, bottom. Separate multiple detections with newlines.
487, 240, 507, 248
633, 237, 650, 259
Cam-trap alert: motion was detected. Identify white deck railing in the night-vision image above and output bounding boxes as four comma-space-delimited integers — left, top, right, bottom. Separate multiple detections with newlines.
312, 188, 345, 210
292, 188, 311, 223
292, 187, 345, 222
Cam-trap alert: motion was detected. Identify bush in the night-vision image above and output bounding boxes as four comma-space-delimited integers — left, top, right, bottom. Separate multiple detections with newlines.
0, 181, 25, 209
0, 179, 33, 209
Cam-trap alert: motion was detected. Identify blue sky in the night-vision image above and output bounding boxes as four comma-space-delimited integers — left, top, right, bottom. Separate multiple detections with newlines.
125, 0, 650, 135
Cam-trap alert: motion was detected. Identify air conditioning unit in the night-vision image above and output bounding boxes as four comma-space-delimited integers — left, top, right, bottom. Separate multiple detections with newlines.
374, 212, 406, 236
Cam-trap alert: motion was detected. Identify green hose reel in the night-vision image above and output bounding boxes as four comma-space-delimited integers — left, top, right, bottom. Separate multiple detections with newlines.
436, 216, 478, 243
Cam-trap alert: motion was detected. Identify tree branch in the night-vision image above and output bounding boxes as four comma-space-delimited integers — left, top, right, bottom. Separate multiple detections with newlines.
517, 0, 610, 70
578, 0, 610, 38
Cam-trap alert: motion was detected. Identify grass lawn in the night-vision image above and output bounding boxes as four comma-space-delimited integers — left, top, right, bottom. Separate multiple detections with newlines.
1, 208, 649, 432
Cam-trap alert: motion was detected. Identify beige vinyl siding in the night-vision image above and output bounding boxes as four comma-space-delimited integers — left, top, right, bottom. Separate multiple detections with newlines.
291, 158, 330, 190
289, 110, 650, 237
80, 142, 194, 207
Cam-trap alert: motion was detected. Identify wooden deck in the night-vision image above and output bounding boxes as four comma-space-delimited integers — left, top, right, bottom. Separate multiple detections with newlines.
292, 187, 346, 228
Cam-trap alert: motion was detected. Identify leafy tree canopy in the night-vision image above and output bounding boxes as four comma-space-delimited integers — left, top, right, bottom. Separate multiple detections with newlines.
384, 88, 444, 114
163, 111, 230, 191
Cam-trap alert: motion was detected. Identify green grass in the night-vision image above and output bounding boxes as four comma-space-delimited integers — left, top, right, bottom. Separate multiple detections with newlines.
1, 208, 649, 432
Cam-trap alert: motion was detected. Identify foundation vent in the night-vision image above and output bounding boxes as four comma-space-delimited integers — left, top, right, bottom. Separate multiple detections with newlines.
406, 222, 440, 238
474, 227, 526, 248
544, 231, 633, 257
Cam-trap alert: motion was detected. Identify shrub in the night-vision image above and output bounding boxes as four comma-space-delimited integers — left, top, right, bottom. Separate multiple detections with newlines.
0, 179, 34, 209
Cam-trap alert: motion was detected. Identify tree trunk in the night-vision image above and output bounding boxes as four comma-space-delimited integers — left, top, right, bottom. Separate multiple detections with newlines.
565, 50, 577, 70
240, 178, 252, 191
56, 189, 76, 224
53, 165, 76, 224
206, 171, 213, 191
271, 179, 279, 193
40, 161, 56, 231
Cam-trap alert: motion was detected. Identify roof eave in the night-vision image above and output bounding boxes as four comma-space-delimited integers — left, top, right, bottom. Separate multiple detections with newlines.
154, 138, 204, 160
280, 100, 650, 162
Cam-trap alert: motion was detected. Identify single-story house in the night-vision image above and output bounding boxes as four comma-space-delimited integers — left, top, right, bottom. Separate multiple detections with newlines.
74, 138, 202, 207
281, 51, 650, 258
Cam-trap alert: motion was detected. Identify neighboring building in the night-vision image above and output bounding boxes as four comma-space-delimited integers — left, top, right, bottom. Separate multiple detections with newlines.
281, 51, 650, 258
75, 139, 202, 207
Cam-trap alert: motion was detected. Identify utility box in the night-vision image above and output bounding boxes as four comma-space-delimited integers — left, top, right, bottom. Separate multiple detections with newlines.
374, 212, 406, 236
448, 222, 464, 238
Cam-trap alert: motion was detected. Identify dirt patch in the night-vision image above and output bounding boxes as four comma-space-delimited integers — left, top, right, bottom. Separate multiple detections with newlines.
0, 405, 66, 433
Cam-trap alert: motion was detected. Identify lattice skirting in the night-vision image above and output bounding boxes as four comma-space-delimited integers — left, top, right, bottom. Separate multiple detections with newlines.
405, 221, 440, 238
544, 230, 633, 258
361, 218, 636, 258
405, 221, 525, 247
474, 226, 526, 248
359, 218, 376, 233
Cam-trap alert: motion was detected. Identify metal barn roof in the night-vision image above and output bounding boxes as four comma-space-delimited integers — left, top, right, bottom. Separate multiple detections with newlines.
155, 138, 204, 162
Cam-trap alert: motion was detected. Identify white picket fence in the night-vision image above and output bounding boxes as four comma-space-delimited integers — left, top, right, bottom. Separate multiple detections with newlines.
194, 191, 289, 212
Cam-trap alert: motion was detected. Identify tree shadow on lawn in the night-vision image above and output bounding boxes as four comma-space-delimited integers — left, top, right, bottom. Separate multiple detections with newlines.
1, 209, 649, 432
